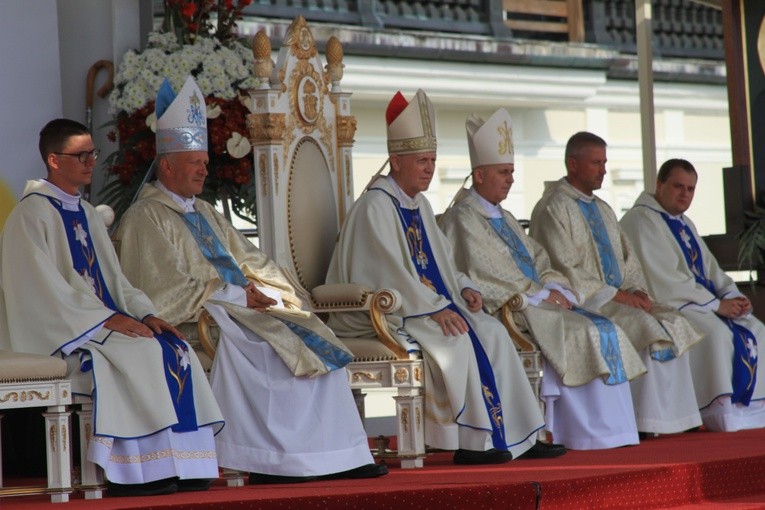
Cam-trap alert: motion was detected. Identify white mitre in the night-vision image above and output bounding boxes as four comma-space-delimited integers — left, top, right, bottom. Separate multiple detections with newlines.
155, 75, 208, 154
466, 108, 514, 168
386, 89, 437, 155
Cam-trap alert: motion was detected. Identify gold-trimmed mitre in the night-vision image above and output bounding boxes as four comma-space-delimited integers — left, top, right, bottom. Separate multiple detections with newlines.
386, 89, 437, 155
466, 107, 514, 169
155, 75, 208, 154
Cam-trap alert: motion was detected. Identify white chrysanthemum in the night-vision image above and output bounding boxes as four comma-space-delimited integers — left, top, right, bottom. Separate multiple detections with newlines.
109, 31, 254, 115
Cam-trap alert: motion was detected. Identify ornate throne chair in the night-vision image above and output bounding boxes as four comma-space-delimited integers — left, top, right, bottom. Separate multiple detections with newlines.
0, 350, 72, 503
199, 17, 426, 469
248, 17, 426, 469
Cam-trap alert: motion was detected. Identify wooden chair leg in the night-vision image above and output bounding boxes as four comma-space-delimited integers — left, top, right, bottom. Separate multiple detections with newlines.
352, 388, 367, 427
223, 468, 247, 487
76, 403, 104, 499
394, 388, 425, 468
43, 405, 72, 503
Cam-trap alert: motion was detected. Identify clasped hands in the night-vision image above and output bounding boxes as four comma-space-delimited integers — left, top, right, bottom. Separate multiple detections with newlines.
717, 296, 752, 319
613, 289, 653, 312
104, 314, 185, 339
430, 288, 482, 336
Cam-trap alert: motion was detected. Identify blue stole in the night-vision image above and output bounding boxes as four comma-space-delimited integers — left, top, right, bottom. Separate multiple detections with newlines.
46, 197, 198, 432
658, 210, 757, 405
487, 217, 627, 384
398, 206, 507, 450
179, 210, 351, 370
577, 199, 675, 362
576, 199, 623, 287
181, 212, 249, 287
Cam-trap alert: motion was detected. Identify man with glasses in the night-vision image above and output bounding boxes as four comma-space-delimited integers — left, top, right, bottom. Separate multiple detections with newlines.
0, 118, 224, 497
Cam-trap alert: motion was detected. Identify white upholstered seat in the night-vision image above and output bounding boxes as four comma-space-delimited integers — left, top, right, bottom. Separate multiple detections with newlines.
0, 350, 72, 503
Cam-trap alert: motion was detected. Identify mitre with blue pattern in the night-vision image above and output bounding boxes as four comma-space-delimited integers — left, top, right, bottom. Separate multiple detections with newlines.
155, 75, 208, 154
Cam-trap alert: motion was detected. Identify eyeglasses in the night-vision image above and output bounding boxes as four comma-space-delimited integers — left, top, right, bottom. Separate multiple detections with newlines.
53, 149, 101, 164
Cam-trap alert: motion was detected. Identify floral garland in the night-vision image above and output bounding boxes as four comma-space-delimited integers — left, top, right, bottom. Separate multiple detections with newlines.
101, 1, 259, 225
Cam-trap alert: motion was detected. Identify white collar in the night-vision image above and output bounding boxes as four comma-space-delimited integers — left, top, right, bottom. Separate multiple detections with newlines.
564, 178, 595, 203
470, 187, 503, 219
386, 175, 419, 210
41, 179, 80, 211
156, 180, 196, 213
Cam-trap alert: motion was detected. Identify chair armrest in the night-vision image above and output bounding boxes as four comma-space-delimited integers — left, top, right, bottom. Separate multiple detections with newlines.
312, 285, 408, 359
500, 296, 537, 352
311, 283, 374, 310
506, 293, 528, 312
198, 309, 218, 361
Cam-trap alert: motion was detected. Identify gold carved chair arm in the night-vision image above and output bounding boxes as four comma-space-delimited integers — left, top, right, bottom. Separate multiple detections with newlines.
500, 293, 537, 352
198, 309, 218, 361
311, 284, 408, 359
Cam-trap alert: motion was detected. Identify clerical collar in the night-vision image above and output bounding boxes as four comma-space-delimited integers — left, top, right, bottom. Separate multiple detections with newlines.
156, 180, 196, 213
646, 193, 685, 223
41, 179, 80, 211
470, 187, 503, 219
386, 175, 419, 210
564, 178, 595, 203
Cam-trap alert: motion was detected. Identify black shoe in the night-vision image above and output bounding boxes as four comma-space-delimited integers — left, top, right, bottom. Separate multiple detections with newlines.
107, 478, 178, 497
177, 478, 214, 492
453, 448, 513, 465
248, 472, 319, 485
517, 440, 567, 459
323, 463, 389, 480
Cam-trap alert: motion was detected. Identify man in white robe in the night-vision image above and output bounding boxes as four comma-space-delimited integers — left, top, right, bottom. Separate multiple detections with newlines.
440, 109, 645, 449
327, 90, 565, 462
0, 118, 224, 497
621, 158, 765, 431
529, 131, 703, 436
114, 76, 384, 483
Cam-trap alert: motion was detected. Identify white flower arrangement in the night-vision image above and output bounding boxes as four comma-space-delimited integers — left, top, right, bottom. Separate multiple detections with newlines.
109, 31, 256, 116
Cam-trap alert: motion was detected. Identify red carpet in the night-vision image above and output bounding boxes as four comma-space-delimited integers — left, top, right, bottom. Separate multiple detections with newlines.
6, 429, 765, 509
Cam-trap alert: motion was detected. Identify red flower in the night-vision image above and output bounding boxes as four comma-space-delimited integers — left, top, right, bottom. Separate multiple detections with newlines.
239, 0, 253, 6
181, 1, 197, 19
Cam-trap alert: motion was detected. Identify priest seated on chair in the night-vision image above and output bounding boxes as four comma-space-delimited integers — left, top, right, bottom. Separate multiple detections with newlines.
439, 108, 647, 450
325, 89, 566, 464
621, 158, 765, 432
0, 117, 225, 498
113, 75, 387, 484
529, 131, 704, 438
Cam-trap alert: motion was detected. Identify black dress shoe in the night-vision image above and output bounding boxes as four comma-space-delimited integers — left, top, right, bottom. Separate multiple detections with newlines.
248, 472, 319, 484
177, 478, 214, 492
107, 478, 178, 497
517, 440, 567, 459
453, 448, 513, 465
323, 463, 389, 480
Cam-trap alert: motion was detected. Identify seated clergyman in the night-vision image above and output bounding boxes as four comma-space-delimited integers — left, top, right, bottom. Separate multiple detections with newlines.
0, 118, 224, 497
440, 108, 646, 450
621, 158, 765, 432
326, 89, 565, 463
114, 75, 387, 484
529, 131, 704, 436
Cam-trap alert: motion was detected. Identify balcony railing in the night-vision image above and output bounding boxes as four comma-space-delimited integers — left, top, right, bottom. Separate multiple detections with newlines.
155, 0, 724, 61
